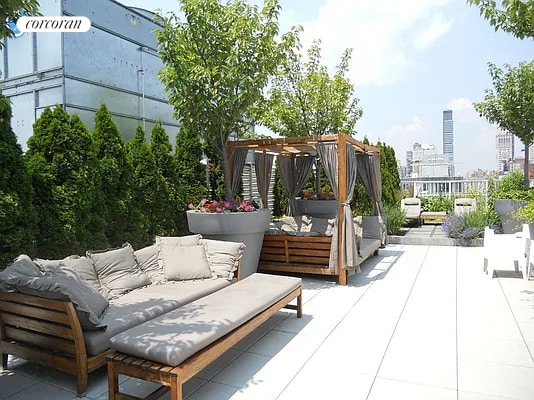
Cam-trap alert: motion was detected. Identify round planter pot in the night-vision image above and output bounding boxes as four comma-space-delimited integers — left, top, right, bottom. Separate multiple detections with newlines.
295, 199, 339, 219
186, 209, 271, 279
493, 199, 527, 234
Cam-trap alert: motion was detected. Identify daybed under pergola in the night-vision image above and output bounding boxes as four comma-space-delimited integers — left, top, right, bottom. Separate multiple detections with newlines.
227, 134, 384, 286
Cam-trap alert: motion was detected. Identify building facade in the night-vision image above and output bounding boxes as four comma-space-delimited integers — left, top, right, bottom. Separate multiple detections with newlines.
442, 109, 454, 173
496, 129, 515, 173
0, 0, 179, 148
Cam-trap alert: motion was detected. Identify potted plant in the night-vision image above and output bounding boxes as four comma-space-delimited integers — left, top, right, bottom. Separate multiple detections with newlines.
155, 0, 295, 278
489, 171, 534, 233
295, 190, 339, 218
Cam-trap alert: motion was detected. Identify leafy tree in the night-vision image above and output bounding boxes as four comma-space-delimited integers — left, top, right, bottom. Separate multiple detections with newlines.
150, 122, 177, 233
155, 0, 295, 204
0, 95, 36, 265
92, 103, 131, 246
174, 124, 207, 233
474, 61, 534, 189
127, 126, 166, 247
467, 0, 534, 40
0, 0, 41, 46
376, 141, 401, 205
261, 37, 363, 137
25, 107, 101, 257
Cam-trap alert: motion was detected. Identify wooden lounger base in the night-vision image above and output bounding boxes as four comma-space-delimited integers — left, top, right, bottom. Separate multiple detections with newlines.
107, 286, 303, 400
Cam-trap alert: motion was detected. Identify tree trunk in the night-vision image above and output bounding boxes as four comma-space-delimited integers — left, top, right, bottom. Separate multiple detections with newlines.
221, 140, 235, 206
524, 142, 530, 189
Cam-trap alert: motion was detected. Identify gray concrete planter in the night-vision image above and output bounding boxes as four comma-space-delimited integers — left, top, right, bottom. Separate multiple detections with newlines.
295, 199, 339, 218
493, 199, 527, 234
186, 209, 271, 279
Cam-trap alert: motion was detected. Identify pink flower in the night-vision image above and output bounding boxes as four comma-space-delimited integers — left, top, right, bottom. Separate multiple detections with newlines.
216, 207, 222, 213
200, 199, 207, 206
187, 203, 194, 209
200, 207, 206, 212
224, 201, 232, 209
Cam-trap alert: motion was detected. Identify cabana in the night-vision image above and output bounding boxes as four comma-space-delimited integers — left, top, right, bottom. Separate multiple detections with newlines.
227, 134, 384, 285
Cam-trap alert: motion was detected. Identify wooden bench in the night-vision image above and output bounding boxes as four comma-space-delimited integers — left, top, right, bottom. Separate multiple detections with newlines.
420, 211, 447, 224
107, 273, 303, 400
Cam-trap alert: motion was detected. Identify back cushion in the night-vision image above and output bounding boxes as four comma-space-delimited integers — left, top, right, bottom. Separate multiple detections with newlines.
0, 255, 42, 290
160, 244, 213, 281
307, 217, 335, 236
200, 239, 245, 280
134, 244, 164, 284
35, 255, 108, 299
87, 243, 150, 298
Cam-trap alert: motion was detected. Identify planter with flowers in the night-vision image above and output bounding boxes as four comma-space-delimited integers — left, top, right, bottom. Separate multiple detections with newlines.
187, 199, 270, 278
156, 1, 293, 278
296, 190, 339, 219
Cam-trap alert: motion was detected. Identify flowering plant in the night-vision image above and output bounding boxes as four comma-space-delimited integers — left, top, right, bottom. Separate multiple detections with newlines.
441, 214, 484, 246
302, 190, 336, 200
188, 198, 256, 213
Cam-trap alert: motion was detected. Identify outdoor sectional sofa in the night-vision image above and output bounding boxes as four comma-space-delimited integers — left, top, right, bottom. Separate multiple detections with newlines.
259, 214, 383, 278
0, 235, 260, 395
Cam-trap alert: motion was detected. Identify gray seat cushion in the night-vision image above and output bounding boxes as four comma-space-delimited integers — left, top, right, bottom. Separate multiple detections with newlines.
360, 238, 381, 261
110, 273, 302, 366
83, 278, 232, 355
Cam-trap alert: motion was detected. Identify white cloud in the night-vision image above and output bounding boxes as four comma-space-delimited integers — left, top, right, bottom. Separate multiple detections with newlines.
413, 15, 452, 50
296, 0, 453, 86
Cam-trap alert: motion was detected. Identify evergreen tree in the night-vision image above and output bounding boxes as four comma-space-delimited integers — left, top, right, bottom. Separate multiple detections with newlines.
127, 126, 165, 247
0, 95, 36, 266
376, 141, 401, 206
25, 106, 100, 257
150, 122, 177, 234
92, 103, 131, 247
174, 125, 208, 234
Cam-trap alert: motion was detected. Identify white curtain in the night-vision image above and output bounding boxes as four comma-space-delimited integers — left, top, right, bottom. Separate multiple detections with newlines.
278, 155, 315, 216
254, 152, 274, 208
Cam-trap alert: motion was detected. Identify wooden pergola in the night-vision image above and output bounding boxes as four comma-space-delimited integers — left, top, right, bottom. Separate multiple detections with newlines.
228, 134, 380, 285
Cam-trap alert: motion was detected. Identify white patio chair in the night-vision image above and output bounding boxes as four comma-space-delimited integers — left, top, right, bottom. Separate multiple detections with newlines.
401, 198, 421, 226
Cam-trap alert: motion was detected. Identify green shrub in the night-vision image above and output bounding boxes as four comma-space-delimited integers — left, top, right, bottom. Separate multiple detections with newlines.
421, 195, 454, 214
384, 202, 406, 235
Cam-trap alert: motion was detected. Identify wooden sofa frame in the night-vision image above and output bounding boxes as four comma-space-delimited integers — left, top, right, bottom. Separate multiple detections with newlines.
107, 284, 302, 400
259, 234, 380, 284
0, 267, 242, 396
0, 291, 112, 395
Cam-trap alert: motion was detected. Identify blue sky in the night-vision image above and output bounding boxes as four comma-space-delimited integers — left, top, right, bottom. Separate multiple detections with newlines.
124, 0, 534, 175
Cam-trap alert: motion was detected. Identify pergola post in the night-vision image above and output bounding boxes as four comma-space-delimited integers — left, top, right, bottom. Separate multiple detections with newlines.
337, 135, 347, 286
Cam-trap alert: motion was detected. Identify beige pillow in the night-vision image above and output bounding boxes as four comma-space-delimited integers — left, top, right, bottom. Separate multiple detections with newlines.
35, 255, 109, 299
87, 243, 150, 297
308, 217, 336, 236
155, 235, 202, 270
160, 244, 213, 281
200, 239, 245, 280
134, 244, 164, 284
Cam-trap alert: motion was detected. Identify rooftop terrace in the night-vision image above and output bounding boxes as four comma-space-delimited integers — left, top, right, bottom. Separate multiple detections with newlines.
1, 243, 533, 400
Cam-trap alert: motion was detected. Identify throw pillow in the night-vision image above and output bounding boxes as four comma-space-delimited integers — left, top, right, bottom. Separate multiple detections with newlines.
134, 243, 165, 284
308, 217, 336, 236
35, 255, 109, 299
87, 243, 150, 297
155, 235, 202, 271
12, 268, 109, 330
200, 239, 245, 280
160, 244, 213, 281
0, 255, 42, 290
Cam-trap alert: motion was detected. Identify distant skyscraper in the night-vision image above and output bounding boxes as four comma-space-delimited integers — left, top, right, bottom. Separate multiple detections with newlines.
496, 129, 514, 172
443, 110, 454, 164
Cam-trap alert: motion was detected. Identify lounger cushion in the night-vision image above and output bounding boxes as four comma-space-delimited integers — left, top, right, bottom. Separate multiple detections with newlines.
162, 244, 213, 281
200, 239, 244, 280
110, 273, 302, 366
134, 244, 164, 284
360, 238, 381, 261
308, 217, 335, 236
87, 243, 151, 298
84, 278, 232, 355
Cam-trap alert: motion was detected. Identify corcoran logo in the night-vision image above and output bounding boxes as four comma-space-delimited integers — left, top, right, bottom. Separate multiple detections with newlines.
16, 16, 91, 33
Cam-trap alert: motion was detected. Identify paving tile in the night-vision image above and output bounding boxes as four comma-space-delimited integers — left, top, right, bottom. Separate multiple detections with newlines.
368, 377, 457, 400
458, 336, 533, 367
3, 381, 76, 400
231, 327, 269, 351
0, 370, 39, 400
211, 352, 271, 388
196, 349, 243, 380
458, 391, 518, 400
185, 381, 246, 400
246, 330, 297, 357
458, 359, 534, 400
